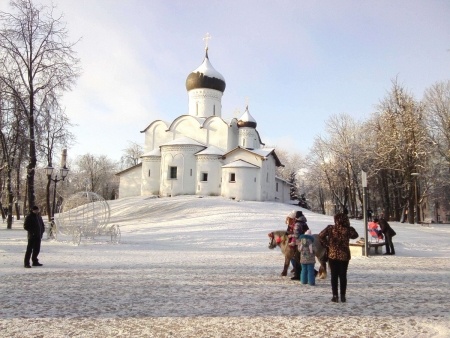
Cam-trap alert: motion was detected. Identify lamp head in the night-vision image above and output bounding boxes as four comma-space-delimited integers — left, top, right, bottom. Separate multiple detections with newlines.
60, 166, 69, 180
46, 165, 54, 177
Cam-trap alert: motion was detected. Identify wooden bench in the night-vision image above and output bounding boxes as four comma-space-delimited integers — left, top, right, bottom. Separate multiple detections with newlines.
368, 242, 384, 254
420, 220, 432, 227
350, 241, 385, 256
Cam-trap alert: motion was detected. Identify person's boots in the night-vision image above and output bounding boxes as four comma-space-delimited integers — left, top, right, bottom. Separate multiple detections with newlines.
340, 286, 347, 302
290, 264, 300, 280
331, 295, 339, 303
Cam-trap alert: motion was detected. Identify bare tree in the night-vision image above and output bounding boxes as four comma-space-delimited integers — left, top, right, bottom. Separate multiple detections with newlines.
0, 0, 80, 209
424, 80, 450, 166
371, 80, 429, 222
0, 80, 27, 228
305, 137, 334, 214
37, 99, 74, 220
120, 141, 143, 169
75, 154, 118, 199
274, 148, 304, 201
423, 80, 450, 222
304, 113, 369, 217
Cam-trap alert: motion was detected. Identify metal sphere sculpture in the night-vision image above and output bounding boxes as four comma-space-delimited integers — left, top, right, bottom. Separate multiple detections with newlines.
55, 191, 118, 244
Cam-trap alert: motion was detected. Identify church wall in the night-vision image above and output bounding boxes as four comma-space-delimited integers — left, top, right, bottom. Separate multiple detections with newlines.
223, 151, 262, 168
172, 117, 206, 145
274, 177, 291, 203
228, 121, 239, 150
118, 166, 142, 198
145, 122, 172, 152
260, 157, 277, 201
160, 145, 204, 197
221, 167, 258, 201
141, 157, 161, 196
196, 156, 223, 196
204, 118, 229, 151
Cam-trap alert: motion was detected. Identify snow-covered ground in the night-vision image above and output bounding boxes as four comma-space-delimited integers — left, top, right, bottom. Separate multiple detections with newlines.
1, 195, 449, 338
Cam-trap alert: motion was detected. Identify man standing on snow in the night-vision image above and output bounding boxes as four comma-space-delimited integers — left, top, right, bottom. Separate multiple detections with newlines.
379, 215, 396, 255
23, 206, 45, 268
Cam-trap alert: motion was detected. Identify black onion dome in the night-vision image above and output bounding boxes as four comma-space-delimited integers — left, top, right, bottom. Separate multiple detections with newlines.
237, 106, 257, 128
186, 49, 226, 92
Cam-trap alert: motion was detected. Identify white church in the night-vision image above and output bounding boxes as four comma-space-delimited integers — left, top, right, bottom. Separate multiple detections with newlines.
116, 42, 291, 202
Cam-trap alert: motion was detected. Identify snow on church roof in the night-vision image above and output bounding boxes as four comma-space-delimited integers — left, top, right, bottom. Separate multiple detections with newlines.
161, 136, 206, 147
185, 49, 226, 92
196, 145, 225, 156
141, 148, 161, 157
222, 147, 283, 167
222, 160, 260, 168
237, 106, 257, 128
193, 54, 224, 81
248, 148, 275, 157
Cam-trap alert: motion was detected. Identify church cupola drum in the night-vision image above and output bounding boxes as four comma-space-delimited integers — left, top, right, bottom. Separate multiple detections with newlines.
237, 106, 259, 150
186, 47, 226, 118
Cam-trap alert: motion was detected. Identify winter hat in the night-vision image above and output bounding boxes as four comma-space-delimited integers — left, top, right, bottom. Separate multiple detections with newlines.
305, 229, 312, 235
288, 210, 296, 219
334, 213, 350, 227
295, 211, 303, 219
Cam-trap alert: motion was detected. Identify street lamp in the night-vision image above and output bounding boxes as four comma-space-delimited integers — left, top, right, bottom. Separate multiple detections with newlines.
362, 170, 368, 257
46, 149, 70, 219
411, 173, 420, 224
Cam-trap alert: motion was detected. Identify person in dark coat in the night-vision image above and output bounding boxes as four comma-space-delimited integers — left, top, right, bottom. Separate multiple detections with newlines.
319, 213, 358, 303
23, 206, 45, 268
367, 209, 373, 221
378, 215, 396, 255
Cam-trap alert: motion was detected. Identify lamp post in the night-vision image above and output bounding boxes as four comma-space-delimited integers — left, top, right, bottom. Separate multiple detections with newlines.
362, 170, 368, 257
46, 149, 69, 219
411, 173, 420, 224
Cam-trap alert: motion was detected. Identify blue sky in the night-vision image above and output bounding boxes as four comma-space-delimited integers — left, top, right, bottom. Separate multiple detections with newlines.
2, 0, 449, 163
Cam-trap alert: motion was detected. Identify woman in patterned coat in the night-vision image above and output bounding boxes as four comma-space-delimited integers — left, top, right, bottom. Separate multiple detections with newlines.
319, 213, 358, 303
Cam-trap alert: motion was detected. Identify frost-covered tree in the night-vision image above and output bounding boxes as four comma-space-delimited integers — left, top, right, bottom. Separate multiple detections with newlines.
423, 80, 450, 221
274, 148, 304, 200
304, 113, 368, 216
0, 0, 80, 209
120, 141, 143, 169
371, 80, 429, 222
74, 154, 118, 200
0, 86, 27, 228
424, 80, 450, 167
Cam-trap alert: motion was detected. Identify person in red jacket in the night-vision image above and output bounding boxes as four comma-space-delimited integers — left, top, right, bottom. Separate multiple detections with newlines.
23, 206, 45, 268
368, 219, 383, 241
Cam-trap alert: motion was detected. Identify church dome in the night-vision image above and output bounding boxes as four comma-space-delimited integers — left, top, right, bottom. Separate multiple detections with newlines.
237, 106, 257, 128
186, 49, 226, 93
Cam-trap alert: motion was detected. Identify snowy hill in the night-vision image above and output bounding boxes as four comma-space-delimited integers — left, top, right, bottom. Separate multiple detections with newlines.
1, 195, 449, 337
